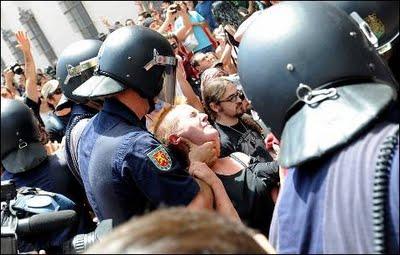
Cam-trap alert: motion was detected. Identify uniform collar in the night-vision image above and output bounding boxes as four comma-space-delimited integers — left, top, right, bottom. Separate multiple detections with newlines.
102, 98, 146, 128
71, 103, 97, 116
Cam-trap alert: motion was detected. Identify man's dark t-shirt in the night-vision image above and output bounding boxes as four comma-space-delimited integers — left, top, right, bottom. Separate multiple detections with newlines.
215, 119, 273, 162
24, 96, 44, 127
216, 155, 279, 236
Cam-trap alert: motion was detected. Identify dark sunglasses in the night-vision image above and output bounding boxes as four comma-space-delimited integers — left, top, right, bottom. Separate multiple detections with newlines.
218, 90, 245, 103
170, 42, 178, 50
48, 88, 62, 98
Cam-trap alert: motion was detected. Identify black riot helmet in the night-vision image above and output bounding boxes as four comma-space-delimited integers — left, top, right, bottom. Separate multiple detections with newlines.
56, 39, 102, 106
1, 99, 47, 173
326, 1, 399, 55
72, 26, 177, 104
238, 1, 398, 168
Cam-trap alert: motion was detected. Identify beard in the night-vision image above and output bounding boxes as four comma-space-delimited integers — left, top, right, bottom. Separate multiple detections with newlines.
234, 104, 245, 118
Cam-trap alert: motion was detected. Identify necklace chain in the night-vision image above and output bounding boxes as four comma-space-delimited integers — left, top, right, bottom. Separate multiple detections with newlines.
225, 120, 249, 136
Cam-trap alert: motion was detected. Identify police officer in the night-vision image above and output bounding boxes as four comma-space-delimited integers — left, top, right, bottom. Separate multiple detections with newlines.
326, 1, 400, 83
238, 2, 398, 254
1, 99, 83, 206
72, 26, 215, 226
55, 39, 103, 187
1, 99, 95, 251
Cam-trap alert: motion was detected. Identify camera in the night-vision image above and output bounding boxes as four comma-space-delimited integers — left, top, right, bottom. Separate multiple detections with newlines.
10, 63, 24, 75
1, 180, 113, 254
170, 4, 181, 13
44, 66, 57, 79
62, 219, 113, 254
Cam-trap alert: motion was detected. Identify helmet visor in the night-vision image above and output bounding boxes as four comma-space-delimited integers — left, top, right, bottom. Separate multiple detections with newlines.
157, 64, 176, 105
143, 48, 177, 104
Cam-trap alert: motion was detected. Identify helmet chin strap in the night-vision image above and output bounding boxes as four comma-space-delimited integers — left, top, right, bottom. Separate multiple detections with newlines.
147, 98, 156, 114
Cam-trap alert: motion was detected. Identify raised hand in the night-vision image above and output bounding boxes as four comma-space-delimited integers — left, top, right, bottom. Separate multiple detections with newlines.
44, 140, 61, 155
176, 57, 187, 81
4, 68, 15, 82
15, 31, 31, 53
100, 16, 112, 28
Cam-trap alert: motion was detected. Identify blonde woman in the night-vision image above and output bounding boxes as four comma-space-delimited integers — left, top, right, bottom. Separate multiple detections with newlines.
149, 100, 281, 236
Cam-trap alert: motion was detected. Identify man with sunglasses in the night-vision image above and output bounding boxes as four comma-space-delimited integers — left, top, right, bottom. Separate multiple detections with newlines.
41, 79, 72, 142
202, 76, 275, 163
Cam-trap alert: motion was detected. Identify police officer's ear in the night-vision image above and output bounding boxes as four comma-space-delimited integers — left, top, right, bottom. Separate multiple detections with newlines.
209, 102, 221, 113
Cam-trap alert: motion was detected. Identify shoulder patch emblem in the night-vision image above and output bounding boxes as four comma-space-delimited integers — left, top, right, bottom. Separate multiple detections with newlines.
364, 13, 385, 39
147, 145, 172, 171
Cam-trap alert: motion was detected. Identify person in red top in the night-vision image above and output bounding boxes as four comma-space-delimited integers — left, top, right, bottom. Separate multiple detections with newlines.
163, 32, 202, 98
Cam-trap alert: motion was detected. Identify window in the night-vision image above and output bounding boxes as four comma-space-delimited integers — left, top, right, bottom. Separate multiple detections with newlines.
1, 57, 6, 73
1, 28, 24, 64
18, 7, 58, 65
58, 1, 98, 39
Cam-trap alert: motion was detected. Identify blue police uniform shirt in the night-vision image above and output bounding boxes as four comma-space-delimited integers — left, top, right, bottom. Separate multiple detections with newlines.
269, 121, 399, 254
2, 149, 83, 206
77, 98, 199, 226
66, 103, 98, 132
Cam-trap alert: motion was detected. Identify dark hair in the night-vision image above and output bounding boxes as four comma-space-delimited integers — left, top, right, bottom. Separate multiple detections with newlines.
138, 11, 152, 18
125, 18, 134, 26
86, 207, 268, 254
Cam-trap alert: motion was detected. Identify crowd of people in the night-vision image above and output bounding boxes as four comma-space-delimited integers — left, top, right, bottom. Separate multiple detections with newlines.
1, 1, 398, 254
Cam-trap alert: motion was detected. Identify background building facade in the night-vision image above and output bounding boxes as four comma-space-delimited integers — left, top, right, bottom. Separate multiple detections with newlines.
1, 1, 141, 71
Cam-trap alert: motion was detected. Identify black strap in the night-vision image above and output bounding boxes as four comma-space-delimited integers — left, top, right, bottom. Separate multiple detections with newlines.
65, 113, 94, 187
372, 126, 399, 254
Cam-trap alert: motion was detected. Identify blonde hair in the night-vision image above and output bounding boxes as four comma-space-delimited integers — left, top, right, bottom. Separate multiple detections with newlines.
148, 96, 187, 144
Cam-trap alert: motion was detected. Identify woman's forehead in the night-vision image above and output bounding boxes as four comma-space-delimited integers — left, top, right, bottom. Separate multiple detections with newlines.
175, 104, 197, 114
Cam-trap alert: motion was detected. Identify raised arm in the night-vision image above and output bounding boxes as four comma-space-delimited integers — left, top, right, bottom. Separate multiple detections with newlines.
176, 56, 204, 112
16, 31, 38, 103
175, 9, 193, 42
3, 69, 17, 98
158, 5, 177, 34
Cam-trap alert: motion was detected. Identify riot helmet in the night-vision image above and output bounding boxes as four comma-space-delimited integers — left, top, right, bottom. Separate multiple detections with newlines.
238, 1, 398, 168
73, 26, 177, 105
326, 1, 399, 55
56, 39, 103, 107
1, 99, 47, 173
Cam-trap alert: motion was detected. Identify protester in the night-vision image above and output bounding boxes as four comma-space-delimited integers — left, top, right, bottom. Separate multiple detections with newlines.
40, 79, 71, 142
150, 101, 280, 236
137, 11, 152, 25
163, 32, 202, 98
202, 77, 276, 163
212, 1, 244, 30
173, 1, 215, 53
195, 0, 218, 31
86, 207, 275, 254
2, 68, 21, 99
12, 31, 46, 128
125, 18, 135, 26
